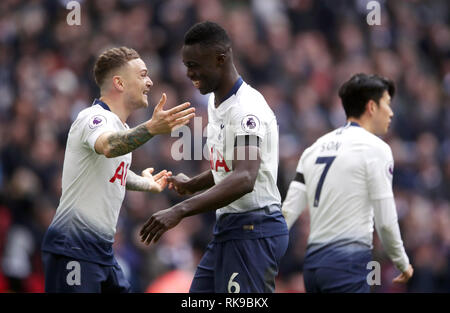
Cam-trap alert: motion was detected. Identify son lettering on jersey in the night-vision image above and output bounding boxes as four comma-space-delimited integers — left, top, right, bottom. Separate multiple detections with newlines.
109, 161, 129, 186
210, 146, 230, 172
320, 141, 342, 153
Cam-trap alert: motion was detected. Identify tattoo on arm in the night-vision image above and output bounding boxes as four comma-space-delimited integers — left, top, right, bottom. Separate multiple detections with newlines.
126, 170, 151, 192
107, 123, 153, 157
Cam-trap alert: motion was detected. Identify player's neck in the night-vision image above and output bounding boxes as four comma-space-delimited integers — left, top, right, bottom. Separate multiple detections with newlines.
99, 95, 130, 124
347, 117, 375, 134
214, 67, 240, 107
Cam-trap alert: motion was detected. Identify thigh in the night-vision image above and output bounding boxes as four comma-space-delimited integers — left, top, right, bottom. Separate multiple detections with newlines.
315, 267, 370, 293
303, 268, 319, 293
189, 242, 216, 293
101, 258, 131, 293
42, 252, 107, 293
215, 235, 289, 293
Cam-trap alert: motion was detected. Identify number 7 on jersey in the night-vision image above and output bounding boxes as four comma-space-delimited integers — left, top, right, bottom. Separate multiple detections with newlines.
314, 156, 336, 207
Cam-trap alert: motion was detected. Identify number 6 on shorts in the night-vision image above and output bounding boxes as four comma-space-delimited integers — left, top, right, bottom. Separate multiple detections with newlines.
228, 272, 240, 293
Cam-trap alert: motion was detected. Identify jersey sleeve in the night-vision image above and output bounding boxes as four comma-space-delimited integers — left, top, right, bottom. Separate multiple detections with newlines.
365, 143, 395, 200
229, 104, 267, 142
296, 153, 305, 175
372, 197, 410, 272
282, 155, 307, 229
79, 111, 117, 152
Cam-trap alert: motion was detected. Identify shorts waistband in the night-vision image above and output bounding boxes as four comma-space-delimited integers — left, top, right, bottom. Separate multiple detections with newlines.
217, 203, 281, 222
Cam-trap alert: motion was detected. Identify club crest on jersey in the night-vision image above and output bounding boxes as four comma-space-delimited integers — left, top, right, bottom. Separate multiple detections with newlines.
89, 115, 106, 129
241, 115, 260, 133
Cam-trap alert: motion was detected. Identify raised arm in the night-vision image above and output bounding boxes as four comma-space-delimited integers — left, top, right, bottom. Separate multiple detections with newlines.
95, 124, 153, 158
95, 94, 195, 158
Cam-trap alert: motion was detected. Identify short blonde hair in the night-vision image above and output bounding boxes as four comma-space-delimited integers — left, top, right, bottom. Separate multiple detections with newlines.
93, 46, 140, 87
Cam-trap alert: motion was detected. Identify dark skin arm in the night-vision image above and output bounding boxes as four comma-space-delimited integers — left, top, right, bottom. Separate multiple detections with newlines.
139, 145, 261, 245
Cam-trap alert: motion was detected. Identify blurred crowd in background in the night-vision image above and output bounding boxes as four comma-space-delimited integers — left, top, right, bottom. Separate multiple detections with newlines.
0, 0, 449, 293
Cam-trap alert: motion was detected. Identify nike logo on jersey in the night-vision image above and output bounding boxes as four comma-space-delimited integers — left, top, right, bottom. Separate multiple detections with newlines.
218, 124, 225, 140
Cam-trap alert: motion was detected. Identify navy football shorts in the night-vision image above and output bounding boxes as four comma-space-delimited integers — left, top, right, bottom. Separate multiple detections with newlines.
189, 235, 289, 293
303, 267, 370, 293
42, 251, 130, 293
302, 241, 372, 293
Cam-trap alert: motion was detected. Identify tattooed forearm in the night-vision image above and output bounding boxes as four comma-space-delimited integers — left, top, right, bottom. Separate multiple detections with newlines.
126, 170, 151, 192
107, 123, 153, 157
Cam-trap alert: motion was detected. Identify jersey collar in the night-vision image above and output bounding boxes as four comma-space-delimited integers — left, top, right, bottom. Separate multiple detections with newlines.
92, 98, 111, 111
347, 121, 361, 127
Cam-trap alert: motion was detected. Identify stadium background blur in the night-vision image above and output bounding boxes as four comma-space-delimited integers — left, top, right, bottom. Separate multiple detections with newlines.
0, 0, 449, 293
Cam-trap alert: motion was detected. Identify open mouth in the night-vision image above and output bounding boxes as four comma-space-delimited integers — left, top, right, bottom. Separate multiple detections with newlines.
192, 80, 201, 89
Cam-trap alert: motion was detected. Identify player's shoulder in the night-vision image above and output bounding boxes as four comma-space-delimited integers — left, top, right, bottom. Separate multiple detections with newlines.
237, 83, 268, 107
231, 83, 274, 120
76, 104, 106, 119
309, 129, 339, 148
354, 128, 393, 159
299, 132, 331, 162
74, 104, 115, 130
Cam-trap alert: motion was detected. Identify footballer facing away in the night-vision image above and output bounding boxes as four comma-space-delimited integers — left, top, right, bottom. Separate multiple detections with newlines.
282, 73, 414, 292
140, 22, 289, 293
41, 47, 195, 293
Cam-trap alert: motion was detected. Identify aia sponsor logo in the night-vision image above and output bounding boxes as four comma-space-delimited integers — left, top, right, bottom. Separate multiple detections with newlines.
110, 161, 129, 186
209, 147, 230, 172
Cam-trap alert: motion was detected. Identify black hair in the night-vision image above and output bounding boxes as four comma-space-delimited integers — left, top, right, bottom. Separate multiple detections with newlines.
338, 73, 395, 118
184, 21, 231, 52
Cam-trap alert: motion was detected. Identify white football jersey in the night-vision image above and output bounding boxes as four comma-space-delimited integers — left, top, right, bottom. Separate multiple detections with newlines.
42, 100, 131, 263
207, 79, 281, 217
297, 122, 394, 248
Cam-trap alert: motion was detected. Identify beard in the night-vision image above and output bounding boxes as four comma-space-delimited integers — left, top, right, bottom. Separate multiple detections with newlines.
126, 92, 148, 110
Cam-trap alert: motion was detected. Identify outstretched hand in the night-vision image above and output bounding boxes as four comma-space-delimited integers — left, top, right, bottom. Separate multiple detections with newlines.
147, 93, 195, 135
167, 173, 193, 195
141, 168, 172, 193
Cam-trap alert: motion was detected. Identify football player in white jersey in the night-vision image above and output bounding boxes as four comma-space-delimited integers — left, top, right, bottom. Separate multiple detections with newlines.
282, 73, 413, 292
140, 22, 289, 293
41, 47, 195, 293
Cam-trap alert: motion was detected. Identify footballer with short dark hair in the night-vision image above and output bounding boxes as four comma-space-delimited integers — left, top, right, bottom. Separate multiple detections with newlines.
140, 21, 289, 293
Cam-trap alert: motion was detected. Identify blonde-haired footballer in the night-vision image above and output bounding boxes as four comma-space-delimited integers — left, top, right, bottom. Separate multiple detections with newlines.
41, 47, 195, 293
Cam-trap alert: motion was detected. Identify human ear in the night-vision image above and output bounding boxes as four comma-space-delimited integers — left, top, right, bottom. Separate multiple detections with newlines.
217, 53, 226, 66
367, 99, 377, 115
112, 75, 124, 91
